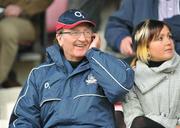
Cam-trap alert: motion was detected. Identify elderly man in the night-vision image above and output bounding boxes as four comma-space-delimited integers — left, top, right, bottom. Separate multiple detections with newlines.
9, 9, 134, 127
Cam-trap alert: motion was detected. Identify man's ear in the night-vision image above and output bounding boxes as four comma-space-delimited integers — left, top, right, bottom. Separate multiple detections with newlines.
56, 34, 63, 46
56, 33, 62, 41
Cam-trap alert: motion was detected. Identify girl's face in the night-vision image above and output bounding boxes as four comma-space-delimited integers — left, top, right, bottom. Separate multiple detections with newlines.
148, 25, 174, 61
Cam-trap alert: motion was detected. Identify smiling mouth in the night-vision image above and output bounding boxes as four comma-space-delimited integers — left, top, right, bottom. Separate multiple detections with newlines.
74, 43, 87, 47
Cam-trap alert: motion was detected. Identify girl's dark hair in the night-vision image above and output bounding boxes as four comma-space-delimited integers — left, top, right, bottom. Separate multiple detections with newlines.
131, 19, 171, 66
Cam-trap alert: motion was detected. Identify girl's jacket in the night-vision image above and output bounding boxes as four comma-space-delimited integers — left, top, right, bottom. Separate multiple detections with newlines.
123, 53, 180, 128
9, 44, 134, 128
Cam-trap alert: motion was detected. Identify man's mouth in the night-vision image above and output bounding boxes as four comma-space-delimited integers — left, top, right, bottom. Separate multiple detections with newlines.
74, 43, 87, 47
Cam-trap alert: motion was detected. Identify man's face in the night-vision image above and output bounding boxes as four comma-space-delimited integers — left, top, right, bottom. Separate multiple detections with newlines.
56, 23, 93, 61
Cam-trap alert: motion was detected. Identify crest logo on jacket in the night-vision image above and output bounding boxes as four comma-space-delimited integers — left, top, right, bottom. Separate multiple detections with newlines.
85, 73, 97, 85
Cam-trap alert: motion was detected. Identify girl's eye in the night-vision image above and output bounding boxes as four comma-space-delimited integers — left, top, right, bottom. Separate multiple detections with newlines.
157, 36, 163, 41
168, 34, 173, 39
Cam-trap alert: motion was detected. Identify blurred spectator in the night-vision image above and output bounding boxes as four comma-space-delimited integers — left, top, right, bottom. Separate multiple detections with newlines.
123, 19, 180, 128
105, 0, 180, 64
0, 0, 53, 88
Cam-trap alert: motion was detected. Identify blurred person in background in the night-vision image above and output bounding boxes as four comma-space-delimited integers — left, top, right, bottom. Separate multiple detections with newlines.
0, 0, 53, 88
105, 0, 180, 64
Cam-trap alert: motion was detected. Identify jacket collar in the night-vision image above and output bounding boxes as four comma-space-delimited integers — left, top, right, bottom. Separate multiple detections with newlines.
46, 44, 65, 67
134, 53, 180, 94
46, 44, 89, 75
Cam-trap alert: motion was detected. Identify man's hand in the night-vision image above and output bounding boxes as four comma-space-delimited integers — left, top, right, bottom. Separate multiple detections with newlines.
4, 4, 22, 17
119, 36, 135, 57
89, 33, 101, 49
176, 125, 180, 128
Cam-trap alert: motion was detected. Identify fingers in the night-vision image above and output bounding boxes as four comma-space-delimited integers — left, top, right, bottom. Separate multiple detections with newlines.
120, 36, 135, 57
89, 33, 101, 49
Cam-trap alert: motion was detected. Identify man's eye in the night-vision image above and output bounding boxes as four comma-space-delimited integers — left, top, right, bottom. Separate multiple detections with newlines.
85, 31, 91, 34
71, 31, 79, 35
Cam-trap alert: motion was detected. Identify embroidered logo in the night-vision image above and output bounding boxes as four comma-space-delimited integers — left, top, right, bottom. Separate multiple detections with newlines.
74, 11, 85, 18
85, 74, 97, 85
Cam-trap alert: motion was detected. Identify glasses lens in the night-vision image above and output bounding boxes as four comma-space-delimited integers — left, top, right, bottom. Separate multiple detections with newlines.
60, 31, 92, 38
84, 32, 91, 38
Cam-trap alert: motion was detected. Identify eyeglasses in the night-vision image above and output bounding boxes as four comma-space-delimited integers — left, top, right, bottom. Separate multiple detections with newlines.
59, 31, 92, 38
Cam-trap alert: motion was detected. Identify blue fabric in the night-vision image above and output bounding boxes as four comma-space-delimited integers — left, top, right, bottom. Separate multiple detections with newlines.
9, 44, 134, 128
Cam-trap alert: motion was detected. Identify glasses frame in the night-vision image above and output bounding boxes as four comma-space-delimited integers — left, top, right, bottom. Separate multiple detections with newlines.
59, 30, 93, 39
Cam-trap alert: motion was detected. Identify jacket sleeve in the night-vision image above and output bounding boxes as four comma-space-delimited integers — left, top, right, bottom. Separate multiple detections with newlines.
122, 87, 144, 128
86, 48, 134, 103
104, 0, 134, 52
145, 114, 177, 128
9, 70, 41, 128
164, 15, 180, 42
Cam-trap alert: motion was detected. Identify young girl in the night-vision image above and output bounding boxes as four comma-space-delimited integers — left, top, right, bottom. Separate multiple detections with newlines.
123, 19, 180, 128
